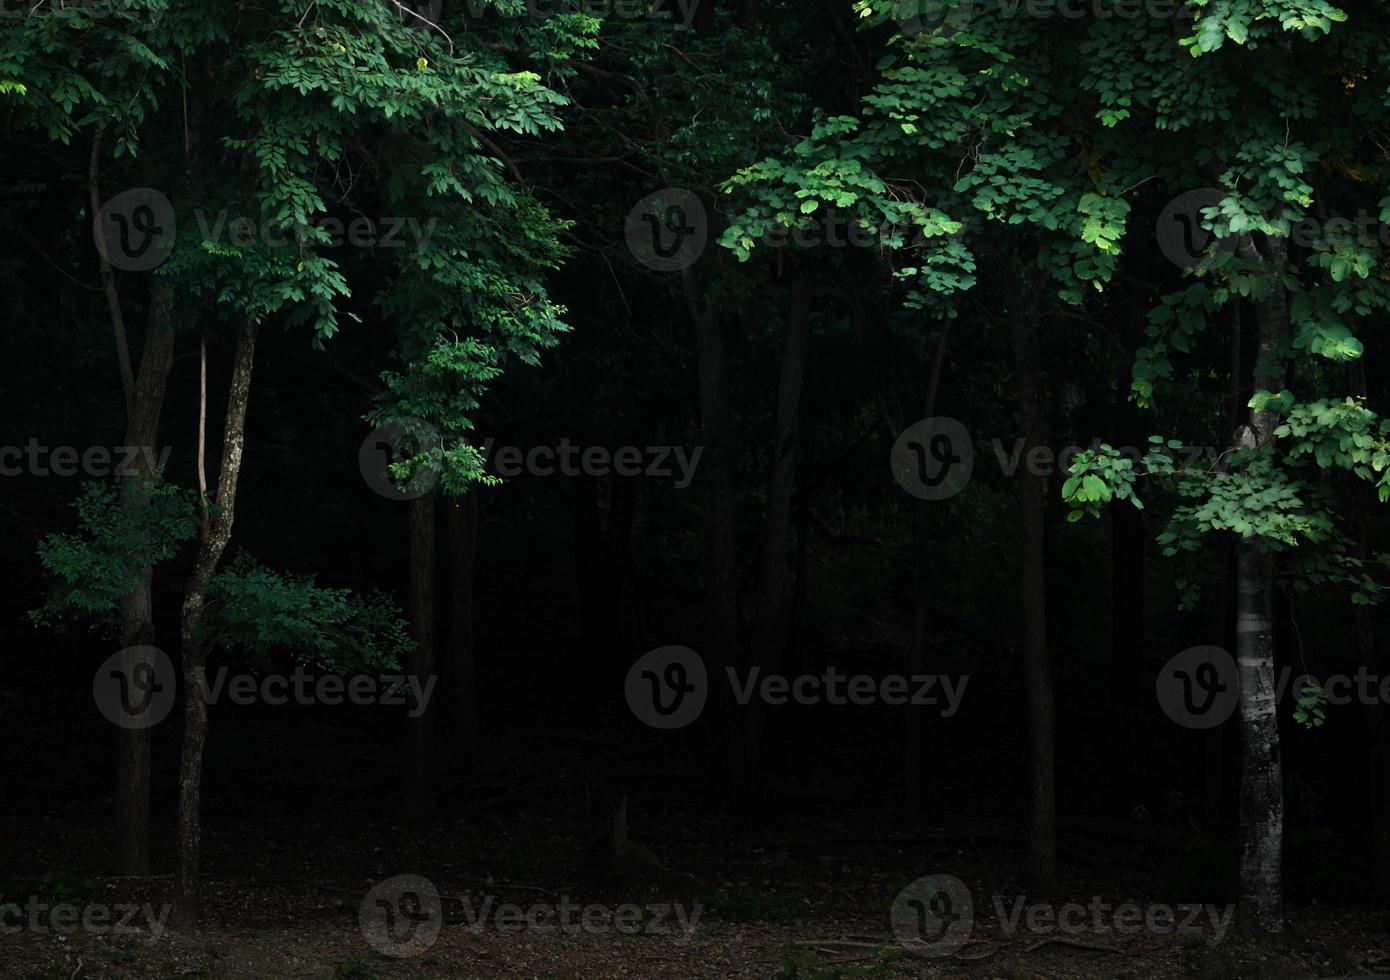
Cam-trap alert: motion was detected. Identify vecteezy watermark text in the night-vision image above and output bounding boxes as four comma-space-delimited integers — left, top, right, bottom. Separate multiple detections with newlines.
1157, 644, 1390, 729
358, 419, 704, 500
197, 666, 434, 718
0, 441, 171, 478
480, 438, 703, 488
0, 897, 172, 943
192, 210, 438, 254
93, 647, 434, 730
458, 0, 701, 25
359, 874, 701, 957
890, 417, 1221, 501
624, 645, 967, 729
890, 874, 1232, 958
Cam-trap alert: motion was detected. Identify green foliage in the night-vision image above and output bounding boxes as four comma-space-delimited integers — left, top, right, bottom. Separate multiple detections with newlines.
776, 949, 895, 979
332, 955, 379, 980
1293, 680, 1327, 729
700, 884, 800, 923
29, 482, 199, 637
202, 553, 412, 673
29, 484, 410, 672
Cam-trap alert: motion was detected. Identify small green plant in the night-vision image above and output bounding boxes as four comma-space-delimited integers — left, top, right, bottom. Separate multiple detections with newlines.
333, 955, 379, 980
34, 870, 95, 911
1162, 820, 1239, 903
702, 884, 799, 923
1293, 680, 1328, 728
776, 949, 895, 979
1182, 937, 1242, 980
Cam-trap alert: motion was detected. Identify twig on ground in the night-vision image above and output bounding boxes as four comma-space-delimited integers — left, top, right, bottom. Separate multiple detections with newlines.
1024, 937, 1126, 955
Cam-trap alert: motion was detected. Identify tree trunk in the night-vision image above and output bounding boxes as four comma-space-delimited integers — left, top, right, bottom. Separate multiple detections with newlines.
114, 282, 176, 875
1235, 236, 1288, 934
683, 266, 744, 796
1004, 265, 1057, 892
174, 320, 259, 927
1108, 493, 1144, 811
907, 321, 952, 819
1205, 302, 1245, 832
406, 491, 438, 819
1347, 361, 1389, 897
447, 493, 479, 774
744, 270, 812, 809
92, 125, 178, 876
786, 450, 812, 676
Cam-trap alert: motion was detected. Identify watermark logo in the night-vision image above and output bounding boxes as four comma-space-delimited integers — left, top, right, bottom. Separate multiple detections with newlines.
358, 874, 701, 956
891, 874, 973, 957
1157, 645, 1240, 729
360, 874, 443, 958
1157, 644, 1390, 729
626, 188, 708, 272
359, 417, 442, 501
625, 647, 967, 729
891, 420, 1222, 500
94, 187, 176, 273
897, 0, 973, 37
625, 645, 707, 729
93, 646, 177, 730
0, 441, 171, 478
480, 437, 702, 488
197, 666, 434, 718
394, 0, 442, 31
460, 0, 701, 27
1, 0, 167, 28
192, 210, 437, 254
1156, 188, 1237, 271
459, 894, 703, 938
0, 897, 172, 942
890, 875, 1234, 958
891, 417, 973, 500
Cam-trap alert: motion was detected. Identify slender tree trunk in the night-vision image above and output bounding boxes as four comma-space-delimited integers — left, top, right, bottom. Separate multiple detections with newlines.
1108, 494, 1144, 810
406, 491, 437, 819
1004, 266, 1057, 892
447, 494, 479, 774
1235, 236, 1288, 934
1351, 482, 1390, 899
907, 321, 952, 819
571, 475, 605, 658
786, 449, 812, 676
1205, 302, 1245, 832
114, 282, 176, 875
1347, 361, 1389, 897
92, 127, 177, 875
174, 321, 259, 927
684, 267, 744, 796
607, 476, 637, 645
745, 270, 812, 809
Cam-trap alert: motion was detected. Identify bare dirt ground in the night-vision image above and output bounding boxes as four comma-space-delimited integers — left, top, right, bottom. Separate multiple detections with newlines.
4, 665, 1388, 979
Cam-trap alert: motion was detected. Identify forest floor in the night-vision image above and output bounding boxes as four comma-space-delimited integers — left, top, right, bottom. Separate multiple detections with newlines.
5, 653, 1389, 979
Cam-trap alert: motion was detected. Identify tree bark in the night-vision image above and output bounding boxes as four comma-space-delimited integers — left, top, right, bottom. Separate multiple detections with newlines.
683, 264, 744, 796
447, 493, 479, 774
406, 491, 438, 819
1235, 235, 1288, 934
113, 282, 177, 875
1003, 262, 1057, 892
91, 126, 177, 876
174, 320, 259, 927
1108, 490, 1144, 810
1202, 303, 1245, 832
1347, 361, 1389, 897
744, 270, 812, 809
907, 321, 953, 819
